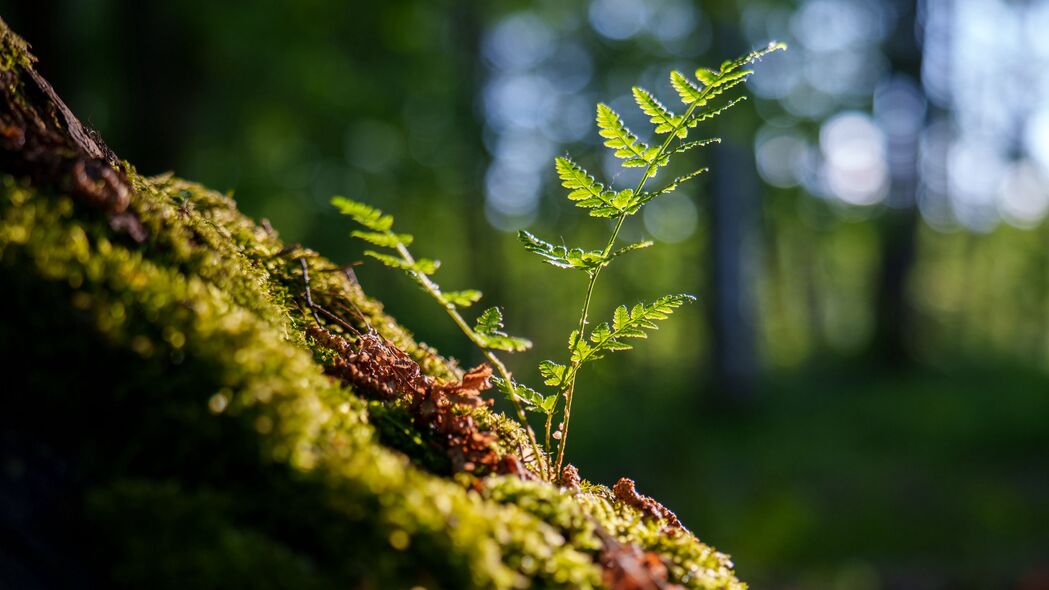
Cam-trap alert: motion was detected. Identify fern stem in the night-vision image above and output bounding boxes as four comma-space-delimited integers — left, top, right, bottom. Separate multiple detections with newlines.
553, 87, 715, 477
392, 242, 549, 480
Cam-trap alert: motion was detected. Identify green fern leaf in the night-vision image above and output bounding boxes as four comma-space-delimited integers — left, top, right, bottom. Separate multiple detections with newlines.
517, 231, 609, 273
596, 103, 652, 167
695, 68, 720, 86
695, 75, 750, 107
580, 294, 696, 363
555, 156, 624, 216
633, 87, 685, 138
538, 360, 568, 387
475, 307, 504, 334
719, 41, 787, 74
670, 71, 704, 105
668, 138, 720, 157
635, 168, 708, 208
443, 289, 482, 308
568, 330, 594, 364
351, 230, 413, 248
686, 97, 747, 128
331, 196, 393, 232
364, 250, 411, 270
608, 240, 653, 260
491, 377, 554, 415
365, 251, 439, 275
474, 307, 531, 352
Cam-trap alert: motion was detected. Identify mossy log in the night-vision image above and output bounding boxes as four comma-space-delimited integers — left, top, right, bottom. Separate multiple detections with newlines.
0, 19, 744, 590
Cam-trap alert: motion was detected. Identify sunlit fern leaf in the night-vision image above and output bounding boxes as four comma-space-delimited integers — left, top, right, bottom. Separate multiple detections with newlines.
474, 307, 532, 352
632, 87, 685, 138
443, 289, 482, 308
608, 240, 654, 261
695, 75, 751, 107
351, 230, 413, 248
695, 68, 720, 87
364, 250, 439, 275
596, 103, 653, 167
568, 329, 593, 364
718, 41, 788, 74
538, 360, 568, 387
363, 250, 411, 270
668, 138, 721, 157
492, 377, 557, 415
555, 156, 623, 216
635, 168, 708, 208
579, 294, 696, 363
686, 97, 747, 128
517, 231, 609, 272
670, 71, 704, 105
331, 196, 393, 232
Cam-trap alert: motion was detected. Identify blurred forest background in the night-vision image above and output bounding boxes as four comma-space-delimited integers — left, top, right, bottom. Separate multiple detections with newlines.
4, 0, 1047, 587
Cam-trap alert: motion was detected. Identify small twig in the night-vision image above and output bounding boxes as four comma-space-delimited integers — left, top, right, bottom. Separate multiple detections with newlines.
300, 257, 362, 336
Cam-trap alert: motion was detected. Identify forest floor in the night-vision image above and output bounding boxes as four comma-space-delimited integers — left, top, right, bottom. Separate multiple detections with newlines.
567, 363, 1049, 589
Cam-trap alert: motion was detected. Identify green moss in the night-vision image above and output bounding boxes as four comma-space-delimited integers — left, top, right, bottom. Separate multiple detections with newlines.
0, 167, 745, 589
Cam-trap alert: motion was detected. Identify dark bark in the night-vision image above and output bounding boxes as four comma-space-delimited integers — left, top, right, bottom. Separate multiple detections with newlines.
708, 138, 760, 399
0, 20, 131, 216
706, 22, 760, 401
870, 0, 925, 369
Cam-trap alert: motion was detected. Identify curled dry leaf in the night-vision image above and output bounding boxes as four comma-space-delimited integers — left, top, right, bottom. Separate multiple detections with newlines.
560, 464, 581, 490
595, 522, 684, 590
613, 477, 684, 533
307, 323, 526, 476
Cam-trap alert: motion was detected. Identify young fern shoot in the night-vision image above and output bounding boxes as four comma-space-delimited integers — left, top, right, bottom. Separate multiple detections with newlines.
330, 41, 784, 483
521, 42, 787, 477
330, 196, 552, 478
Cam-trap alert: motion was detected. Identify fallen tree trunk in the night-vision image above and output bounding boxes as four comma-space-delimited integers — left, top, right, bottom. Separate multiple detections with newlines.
0, 19, 744, 590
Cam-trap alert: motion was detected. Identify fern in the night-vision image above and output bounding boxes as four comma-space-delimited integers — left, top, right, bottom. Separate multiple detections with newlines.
330, 196, 547, 476
331, 41, 784, 482
523, 42, 786, 477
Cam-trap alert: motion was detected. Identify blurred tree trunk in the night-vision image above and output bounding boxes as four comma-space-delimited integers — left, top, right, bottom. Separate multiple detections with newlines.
706, 20, 760, 401
709, 139, 760, 400
870, 0, 925, 369
448, 0, 503, 363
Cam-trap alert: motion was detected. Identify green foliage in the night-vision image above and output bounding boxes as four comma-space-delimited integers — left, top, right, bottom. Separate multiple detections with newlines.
520, 42, 785, 475
474, 307, 532, 353
576, 295, 697, 363
332, 42, 784, 481
333, 195, 545, 470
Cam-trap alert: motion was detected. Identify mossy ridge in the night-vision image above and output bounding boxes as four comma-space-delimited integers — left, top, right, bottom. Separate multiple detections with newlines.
0, 19, 745, 586
1, 169, 745, 588
0, 175, 602, 588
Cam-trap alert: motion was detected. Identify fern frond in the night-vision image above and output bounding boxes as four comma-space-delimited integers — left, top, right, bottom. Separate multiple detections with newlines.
350, 230, 413, 248
686, 97, 747, 127
668, 138, 720, 157
442, 289, 482, 308
517, 231, 610, 273
596, 103, 655, 167
474, 307, 532, 352
695, 75, 750, 107
608, 240, 654, 260
636, 169, 708, 208
555, 156, 629, 217
718, 40, 787, 75
538, 360, 568, 387
670, 71, 704, 105
632, 87, 685, 138
579, 294, 696, 362
364, 250, 439, 275
492, 377, 557, 415
331, 196, 393, 232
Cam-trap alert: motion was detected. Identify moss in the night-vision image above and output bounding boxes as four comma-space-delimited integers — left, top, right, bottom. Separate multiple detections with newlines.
1, 124, 745, 590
